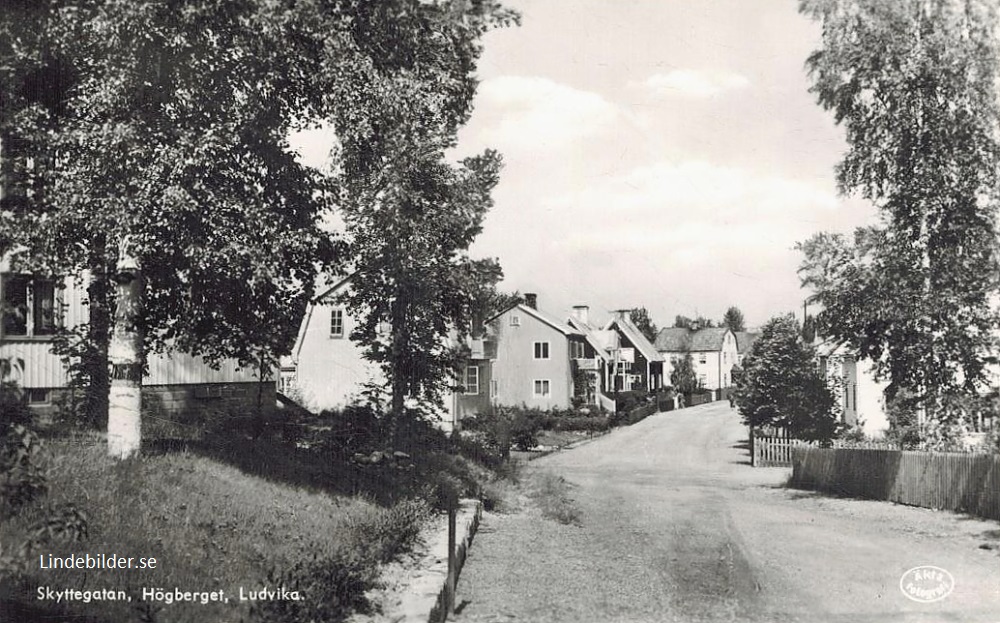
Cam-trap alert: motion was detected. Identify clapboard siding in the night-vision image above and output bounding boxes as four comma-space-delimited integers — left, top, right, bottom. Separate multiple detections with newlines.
2, 274, 273, 388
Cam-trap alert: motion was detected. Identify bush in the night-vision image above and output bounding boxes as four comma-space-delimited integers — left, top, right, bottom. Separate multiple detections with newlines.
614, 390, 650, 414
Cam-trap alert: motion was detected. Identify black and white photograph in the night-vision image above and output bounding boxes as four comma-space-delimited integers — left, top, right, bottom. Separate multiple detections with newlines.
1, 0, 999, 621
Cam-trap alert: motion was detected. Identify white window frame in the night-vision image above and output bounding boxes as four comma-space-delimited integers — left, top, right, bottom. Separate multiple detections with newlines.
329, 308, 345, 338
533, 379, 551, 397
464, 365, 480, 395
510, 314, 521, 326
533, 341, 550, 360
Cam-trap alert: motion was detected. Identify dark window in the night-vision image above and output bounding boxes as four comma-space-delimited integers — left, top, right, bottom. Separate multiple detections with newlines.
2, 275, 58, 337
533, 341, 550, 359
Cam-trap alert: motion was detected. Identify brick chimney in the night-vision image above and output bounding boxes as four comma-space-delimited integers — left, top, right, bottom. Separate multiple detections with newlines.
572, 305, 590, 325
524, 293, 537, 310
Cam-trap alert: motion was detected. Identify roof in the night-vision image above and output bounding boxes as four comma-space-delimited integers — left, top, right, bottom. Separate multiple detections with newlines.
487, 303, 584, 338
814, 339, 854, 358
604, 314, 661, 362
655, 327, 731, 352
734, 331, 760, 354
654, 328, 691, 352
567, 315, 615, 359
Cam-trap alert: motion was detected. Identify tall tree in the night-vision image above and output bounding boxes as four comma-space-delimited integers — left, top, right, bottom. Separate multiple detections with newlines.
0, 0, 515, 457
733, 315, 838, 442
335, 2, 518, 440
721, 306, 746, 332
629, 307, 658, 343
669, 353, 700, 396
798, 0, 1000, 431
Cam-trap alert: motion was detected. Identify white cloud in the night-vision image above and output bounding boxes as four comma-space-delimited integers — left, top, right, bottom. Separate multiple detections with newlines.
636, 70, 750, 98
473, 76, 620, 151
551, 160, 839, 261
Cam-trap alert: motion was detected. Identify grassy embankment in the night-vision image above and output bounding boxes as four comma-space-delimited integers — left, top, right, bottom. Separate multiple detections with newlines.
0, 409, 497, 623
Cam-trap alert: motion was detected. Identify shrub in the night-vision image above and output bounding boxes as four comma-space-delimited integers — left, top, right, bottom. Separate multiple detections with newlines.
614, 390, 650, 414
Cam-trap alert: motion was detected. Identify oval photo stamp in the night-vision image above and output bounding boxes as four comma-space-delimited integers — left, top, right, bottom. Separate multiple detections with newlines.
899, 565, 955, 603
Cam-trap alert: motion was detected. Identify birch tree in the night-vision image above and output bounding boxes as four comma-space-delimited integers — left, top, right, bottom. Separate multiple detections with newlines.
798, 0, 1000, 432
1, 0, 510, 457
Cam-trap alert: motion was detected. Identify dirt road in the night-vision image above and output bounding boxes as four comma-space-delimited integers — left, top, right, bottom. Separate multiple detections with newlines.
454, 402, 1000, 623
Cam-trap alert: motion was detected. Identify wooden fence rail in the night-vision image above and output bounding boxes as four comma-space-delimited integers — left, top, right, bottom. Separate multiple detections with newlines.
790, 447, 1000, 521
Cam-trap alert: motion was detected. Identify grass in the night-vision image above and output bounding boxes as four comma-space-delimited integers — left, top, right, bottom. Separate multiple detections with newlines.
527, 471, 582, 526
0, 412, 497, 623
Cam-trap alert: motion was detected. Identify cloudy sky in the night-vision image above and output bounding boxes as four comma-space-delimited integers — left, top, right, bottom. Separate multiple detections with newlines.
449, 0, 878, 329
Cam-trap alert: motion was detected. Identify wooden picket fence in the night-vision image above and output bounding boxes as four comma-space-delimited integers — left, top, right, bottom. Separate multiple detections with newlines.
791, 447, 1000, 521
752, 434, 806, 467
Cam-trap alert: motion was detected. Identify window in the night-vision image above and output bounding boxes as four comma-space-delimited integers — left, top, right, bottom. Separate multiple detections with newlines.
698, 353, 707, 364
2, 275, 58, 338
533, 341, 550, 359
510, 314, 521, 326
330, 308, 344, 338
570, 340, 585, 359
698, 373, 707, 385
28, 388, 49, 404
533, 379, 550, 397
464, 366, 480, 394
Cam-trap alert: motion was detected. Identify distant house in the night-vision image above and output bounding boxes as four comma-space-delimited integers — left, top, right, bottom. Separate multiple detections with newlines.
815, 340, 889, 436
734, 331, 759, 367
486, 294, 589, 409
656, 326, 738, 392
284, 273, 483, 428
0, 261, 274, 419
603, 311, 663, 392
566, 305, 619, 410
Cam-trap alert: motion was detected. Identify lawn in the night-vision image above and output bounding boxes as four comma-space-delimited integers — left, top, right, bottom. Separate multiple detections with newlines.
0, 412, 496, 623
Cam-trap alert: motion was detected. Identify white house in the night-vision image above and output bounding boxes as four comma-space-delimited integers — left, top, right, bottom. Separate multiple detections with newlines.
656, 327, 738, 392
0, 260, 273, 419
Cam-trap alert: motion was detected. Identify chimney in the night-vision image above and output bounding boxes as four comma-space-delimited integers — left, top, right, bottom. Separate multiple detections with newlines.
524, 293, 537, 310
571, 305, 590, 326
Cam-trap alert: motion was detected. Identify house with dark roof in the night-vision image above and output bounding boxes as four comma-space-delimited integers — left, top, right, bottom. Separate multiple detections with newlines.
655, 326, 738, 392
566, 305, 619, 410
486, 294, 590, 409
603, 311, 663, 392
734, 331, 759, 366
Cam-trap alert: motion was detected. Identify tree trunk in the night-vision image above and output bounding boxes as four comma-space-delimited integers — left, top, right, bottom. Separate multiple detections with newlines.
388, 296, 409, 449
86, 262, 111, 428
107, 243, 143, 459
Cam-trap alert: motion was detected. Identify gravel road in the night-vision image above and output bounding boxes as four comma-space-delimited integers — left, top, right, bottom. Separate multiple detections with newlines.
453, 401, 1000, 623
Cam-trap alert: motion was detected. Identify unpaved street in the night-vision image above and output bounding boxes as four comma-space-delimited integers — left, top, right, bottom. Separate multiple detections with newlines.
454, 402, 1000, 623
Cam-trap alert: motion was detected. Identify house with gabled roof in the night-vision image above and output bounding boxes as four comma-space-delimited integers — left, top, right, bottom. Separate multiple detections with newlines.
603, 311, 663, 392
656, 326, 738, 392
486, 293, 589, 409
814, 339, 889, 436
734, 331, 759, 366
283, 273, 485, 428
0, 256, 274, 420
566, 304, 619, 410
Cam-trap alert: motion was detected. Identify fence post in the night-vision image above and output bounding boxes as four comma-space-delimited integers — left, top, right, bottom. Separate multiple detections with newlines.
749, 426, 756, 467
447, 505, 456, 616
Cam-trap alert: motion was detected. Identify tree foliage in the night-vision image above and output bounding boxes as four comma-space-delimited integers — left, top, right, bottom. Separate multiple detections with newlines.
669, 353, 701, 396
629, 307, 658, 343
720, 306, 746, 332
333, 2, 518, 424
733, 315, 838, 442
674, 315, 715, 330
0, 0, 517, 452
797, 0, 1000, 412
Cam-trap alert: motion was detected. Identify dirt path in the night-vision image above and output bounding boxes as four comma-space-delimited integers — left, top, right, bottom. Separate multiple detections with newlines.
454, 402, 1000, 623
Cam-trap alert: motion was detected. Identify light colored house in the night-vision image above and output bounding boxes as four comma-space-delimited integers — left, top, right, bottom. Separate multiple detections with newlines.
815, 340, 889, 436
0, 262, 273, 419
486, 294, 588, 409
284, 273, 483, 428
603, 311, 663, 392
655, 327, 738, 391
283, 274, 380, 413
